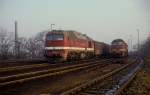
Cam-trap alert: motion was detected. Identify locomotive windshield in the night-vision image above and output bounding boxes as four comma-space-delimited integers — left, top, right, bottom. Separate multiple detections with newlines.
47, 34, 64, 40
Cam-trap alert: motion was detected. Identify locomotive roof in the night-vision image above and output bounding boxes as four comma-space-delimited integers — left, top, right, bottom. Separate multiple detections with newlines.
111, 39, 125, 43
111, 39, 127, 46
47, 30, 93, 40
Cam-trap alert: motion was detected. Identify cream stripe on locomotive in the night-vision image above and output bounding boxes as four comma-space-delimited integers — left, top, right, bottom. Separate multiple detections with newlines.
45, 47, 94, 51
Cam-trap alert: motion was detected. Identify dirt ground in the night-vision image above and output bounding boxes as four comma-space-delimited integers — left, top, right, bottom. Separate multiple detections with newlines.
123, 58, 150, 95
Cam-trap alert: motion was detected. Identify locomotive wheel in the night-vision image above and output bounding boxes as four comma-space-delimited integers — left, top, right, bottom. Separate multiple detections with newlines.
67, 52, 75, 61
80, 52, 86, 59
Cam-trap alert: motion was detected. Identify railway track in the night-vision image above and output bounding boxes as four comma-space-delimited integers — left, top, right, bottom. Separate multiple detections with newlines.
0, 58, 103, 77
60, 58, 142, 95
0, 58, 135, 95
0, 59, 110, 88
1, 59, 111, 78
0, 58, 101, 73
113, 58, 143, 95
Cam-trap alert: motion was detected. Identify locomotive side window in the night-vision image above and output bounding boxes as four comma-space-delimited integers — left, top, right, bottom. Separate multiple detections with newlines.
47, 34, 64, 40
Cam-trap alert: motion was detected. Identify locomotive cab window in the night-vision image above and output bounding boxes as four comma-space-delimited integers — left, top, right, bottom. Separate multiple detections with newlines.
47, 34, 64, 40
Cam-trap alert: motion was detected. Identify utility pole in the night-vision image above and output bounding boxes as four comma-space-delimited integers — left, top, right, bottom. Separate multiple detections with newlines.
130, 35, 132, 51
129, 35, 133, 56
15, 21, 19, 58
127, 39, 130, 51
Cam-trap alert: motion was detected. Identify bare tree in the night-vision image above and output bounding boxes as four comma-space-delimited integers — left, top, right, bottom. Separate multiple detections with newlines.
0, 28, 47, 60
0, 28, 14, 60
140, 37, 150, 57
18, 31, 46, 59
34, 31, 46, 58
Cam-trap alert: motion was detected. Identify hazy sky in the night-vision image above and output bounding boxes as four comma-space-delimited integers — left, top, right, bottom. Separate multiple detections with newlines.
0, 0, 150, 50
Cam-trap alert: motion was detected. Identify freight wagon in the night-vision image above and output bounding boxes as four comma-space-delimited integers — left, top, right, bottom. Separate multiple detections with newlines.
94, 41, 110, 58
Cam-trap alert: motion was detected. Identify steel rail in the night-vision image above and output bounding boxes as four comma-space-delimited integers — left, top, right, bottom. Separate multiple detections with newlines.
0, 59, 46, 64
0, 63, 49, 73
114, 72, 136, 95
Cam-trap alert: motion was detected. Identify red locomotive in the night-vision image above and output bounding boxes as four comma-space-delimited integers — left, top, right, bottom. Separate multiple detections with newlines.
44, 30, 95, 61
110, 39, 128, 58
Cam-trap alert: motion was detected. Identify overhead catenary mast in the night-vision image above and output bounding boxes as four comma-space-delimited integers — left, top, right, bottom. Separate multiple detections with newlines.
137, 29, 140, 56
50, 24, 55, 31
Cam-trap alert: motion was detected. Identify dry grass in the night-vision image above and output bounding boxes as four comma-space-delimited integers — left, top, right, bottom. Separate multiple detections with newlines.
123, 58, 150, 95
